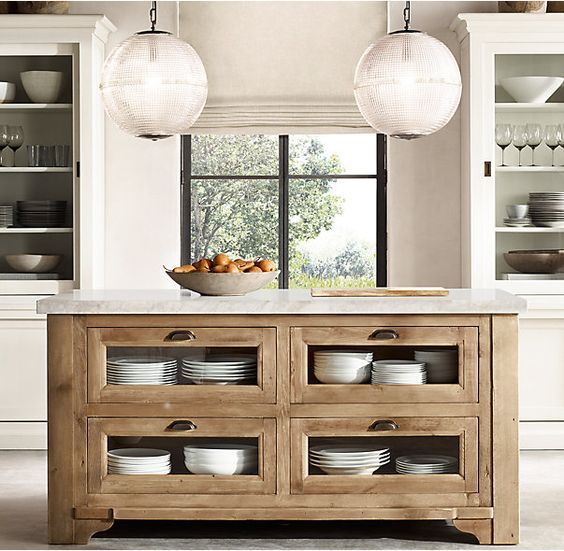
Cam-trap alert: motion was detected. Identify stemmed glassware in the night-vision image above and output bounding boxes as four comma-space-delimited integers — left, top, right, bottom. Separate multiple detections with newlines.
526, 123, 542, 166
545, 125, 561, 167
0, 125, 9, 167
558, 124, 564, 165
6, 126, 24, 167
496, 124, 514, 167
513, 125, 528, 167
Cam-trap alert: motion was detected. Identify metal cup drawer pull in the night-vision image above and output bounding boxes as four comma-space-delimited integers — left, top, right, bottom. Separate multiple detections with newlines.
368, 419, 400, 431
165, 420, 198, 431
368, 329, 399, 340
164, 330, 196, 342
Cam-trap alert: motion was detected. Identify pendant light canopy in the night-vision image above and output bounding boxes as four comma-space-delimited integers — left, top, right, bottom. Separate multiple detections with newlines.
100, 2, 207, 140
354, 2, 461, 140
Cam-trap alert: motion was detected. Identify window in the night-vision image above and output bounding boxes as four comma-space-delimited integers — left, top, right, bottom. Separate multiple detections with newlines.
181, 134, 387, 288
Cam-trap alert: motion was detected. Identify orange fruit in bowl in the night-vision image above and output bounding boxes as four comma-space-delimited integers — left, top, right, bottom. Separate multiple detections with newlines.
245, 265, 262, 273
213, 253, 231, 267
225, 263, 241, 273
256, 259, 276, 272
173, 264, 196, 273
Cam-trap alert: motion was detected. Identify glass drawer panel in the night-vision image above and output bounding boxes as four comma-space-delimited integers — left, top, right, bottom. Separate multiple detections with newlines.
87, 327, 276, 404
88, 417, 276, 495
291, 417, 479, 495
291, 326, 479, 403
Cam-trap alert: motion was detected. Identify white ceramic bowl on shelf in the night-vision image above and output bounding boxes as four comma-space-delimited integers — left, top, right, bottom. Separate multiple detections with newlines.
500, 76, 564, 104
0, 82, 16, 103
5, 254, 62, 273
20, 71, 63, 103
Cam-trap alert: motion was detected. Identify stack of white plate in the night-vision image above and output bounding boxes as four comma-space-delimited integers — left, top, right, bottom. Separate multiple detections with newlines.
414, 349, 458, 384
106, 356, 178, 385
181, 354, 256, 385
395, 455, 458, 475
0, 205, 13, 228
309, 445, 390, 475
371, 359, 427, 385
107, 448, 171, 475
313, 350, 373, 384
529, 192, 564, 228
184, 443, 258, 475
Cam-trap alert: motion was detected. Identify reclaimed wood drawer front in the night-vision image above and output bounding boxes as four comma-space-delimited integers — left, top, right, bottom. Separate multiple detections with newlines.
290, 417, 479, 496
291, 326, 479, 403
87, 327, 276, 404
87, 417, 276, 495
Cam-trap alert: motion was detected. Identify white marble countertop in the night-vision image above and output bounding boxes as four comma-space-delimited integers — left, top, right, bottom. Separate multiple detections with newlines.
37, 289, 526, 315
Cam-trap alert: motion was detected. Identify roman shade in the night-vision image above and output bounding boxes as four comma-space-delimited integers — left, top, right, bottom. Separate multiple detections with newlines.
179, 1, 387, 133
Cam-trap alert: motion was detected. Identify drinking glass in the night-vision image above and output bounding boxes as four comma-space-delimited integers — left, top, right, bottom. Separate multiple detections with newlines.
0, 125, 9, 167
545, 125, 561, 167
558, 124, 564, 164
526, 123, 542, 166
496, 124, 513, 167
513, 125, 528, 167
6, 125, 23, 167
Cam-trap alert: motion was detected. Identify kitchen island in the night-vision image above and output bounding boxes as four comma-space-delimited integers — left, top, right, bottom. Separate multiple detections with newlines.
38, 289, 525, 545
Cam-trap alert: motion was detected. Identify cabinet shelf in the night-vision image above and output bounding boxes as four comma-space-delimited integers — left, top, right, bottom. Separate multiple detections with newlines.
0, 103, 72, 112
0, 227, 72, 234
496, 227, 564, 233
496, 166, 564, 173
0, 167, 72, 173
495, 102, 564, 112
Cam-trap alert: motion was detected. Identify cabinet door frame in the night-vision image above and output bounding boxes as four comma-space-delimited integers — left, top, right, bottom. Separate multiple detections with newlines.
290, 417, 479, 496
291, 326, 479, 403
88, 417, 276, 495
87, 327, 276, 404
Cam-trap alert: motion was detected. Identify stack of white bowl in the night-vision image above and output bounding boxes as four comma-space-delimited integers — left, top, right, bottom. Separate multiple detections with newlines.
309, 445, 390, 475
184, 443, 258, 475
106, 356, 178, 385
395, 455, 458, 475
181, 354, 256, 385
371, 359, 427, 385
313, 350, 373, 384
107, 448, 171, 475
414, 349, 458, 383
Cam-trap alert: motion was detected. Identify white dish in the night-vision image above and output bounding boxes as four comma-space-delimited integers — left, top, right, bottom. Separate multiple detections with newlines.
500, 76, 564, 103
107, 448, 171, 460
5, 254, 62, 273
310, 445, 389, 457
108, 357, 175, 365
0, 81, 16, 103
314, 368, 371, 384
20, 70, 63, 103
314, 465, 383, 475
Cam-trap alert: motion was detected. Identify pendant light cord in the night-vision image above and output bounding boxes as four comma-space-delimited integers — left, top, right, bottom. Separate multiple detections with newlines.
150, 0, 157, 32
403, 1, 411, 31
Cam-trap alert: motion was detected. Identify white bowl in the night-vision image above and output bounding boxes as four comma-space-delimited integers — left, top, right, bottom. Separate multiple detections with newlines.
20, 71, 63, 103
5, 254, 62, 273
0, 82, 16, 103
184, 459, 257, 475
314, 366, 371, 384
500, 76, 564, 104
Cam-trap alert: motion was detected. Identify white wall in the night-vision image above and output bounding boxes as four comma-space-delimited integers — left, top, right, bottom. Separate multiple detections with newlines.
69, 1, 181, 289
387, 1, 496, 287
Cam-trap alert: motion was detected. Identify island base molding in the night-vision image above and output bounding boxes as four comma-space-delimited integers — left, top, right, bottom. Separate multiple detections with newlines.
46, 310, 520, 545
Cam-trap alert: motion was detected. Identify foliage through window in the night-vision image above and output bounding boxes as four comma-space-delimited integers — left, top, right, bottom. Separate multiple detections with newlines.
181, 134, 386, 288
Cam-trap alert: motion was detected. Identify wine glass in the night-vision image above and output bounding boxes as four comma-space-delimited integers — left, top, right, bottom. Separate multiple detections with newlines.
526, 123, 542, 166
6, 126, 23, 168
496, 124, 514, 167
545, 125, 561, 167
558, 124, 564, 165
0, 125, 9, 168
513, 125, 528, 167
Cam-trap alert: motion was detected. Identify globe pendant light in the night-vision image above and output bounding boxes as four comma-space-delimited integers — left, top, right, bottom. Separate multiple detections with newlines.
100, 1, 207, 140
354, 1, 461, 140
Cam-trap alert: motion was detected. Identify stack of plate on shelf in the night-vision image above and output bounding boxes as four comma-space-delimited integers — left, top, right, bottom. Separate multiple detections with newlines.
309, 445, 390, 475
107, 448, 171, 475
16, 200, 66, 228
313, 350, 373, 384
414, 349, 458, 384
181, 354, 256, 385
184, 443, 258, 475
371, 359, 427, 385
528, 192, 564, 228
395, 455, 458, 475
106, 356, 178, 385
0, 205, 13, 228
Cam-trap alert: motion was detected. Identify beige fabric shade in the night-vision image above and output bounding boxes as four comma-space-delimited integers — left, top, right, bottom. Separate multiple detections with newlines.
179, 1, 387, 134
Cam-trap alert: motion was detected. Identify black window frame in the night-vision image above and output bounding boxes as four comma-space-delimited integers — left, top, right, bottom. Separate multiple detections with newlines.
180, 134, 388, 287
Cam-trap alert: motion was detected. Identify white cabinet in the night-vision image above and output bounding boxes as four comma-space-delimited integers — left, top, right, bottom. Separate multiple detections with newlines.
452, 14, 564, 448
0, 16, 114, 448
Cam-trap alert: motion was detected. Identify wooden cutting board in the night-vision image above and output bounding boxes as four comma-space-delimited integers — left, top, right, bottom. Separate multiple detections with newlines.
310, 287, 449, 297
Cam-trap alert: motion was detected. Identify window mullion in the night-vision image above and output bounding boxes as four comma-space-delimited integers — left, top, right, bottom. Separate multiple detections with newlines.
279, 135, 290, 289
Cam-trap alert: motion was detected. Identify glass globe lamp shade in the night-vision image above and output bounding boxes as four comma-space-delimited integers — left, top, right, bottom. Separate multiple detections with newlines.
100, 32, 207, 140
354, 31, 462, 139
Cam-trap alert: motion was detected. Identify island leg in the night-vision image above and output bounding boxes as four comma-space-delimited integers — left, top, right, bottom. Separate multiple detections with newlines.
453, 519, 493, 544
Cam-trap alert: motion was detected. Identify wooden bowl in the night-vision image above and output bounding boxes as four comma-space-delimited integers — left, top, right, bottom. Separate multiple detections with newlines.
165, 269, 280, 296
504, 249, 564, 274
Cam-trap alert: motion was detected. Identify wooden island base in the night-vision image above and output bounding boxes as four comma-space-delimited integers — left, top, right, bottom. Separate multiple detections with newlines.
42, 291, 521, 545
